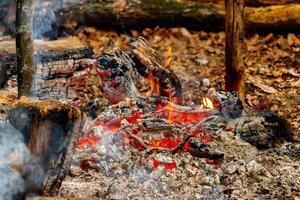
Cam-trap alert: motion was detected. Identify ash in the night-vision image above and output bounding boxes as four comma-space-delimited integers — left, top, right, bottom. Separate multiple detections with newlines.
59, 110, 300, 199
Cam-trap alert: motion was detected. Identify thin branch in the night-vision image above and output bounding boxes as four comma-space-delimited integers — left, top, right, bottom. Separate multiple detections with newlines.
16, 0, 36, 98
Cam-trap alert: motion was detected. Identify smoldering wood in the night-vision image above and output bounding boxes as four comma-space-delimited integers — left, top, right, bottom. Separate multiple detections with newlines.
15, 0, 35, 97
225, 0, 245, 103
131, 37, 183, 104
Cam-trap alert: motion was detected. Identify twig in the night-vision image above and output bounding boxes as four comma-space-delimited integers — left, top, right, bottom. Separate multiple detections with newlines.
170, 115, 218, 153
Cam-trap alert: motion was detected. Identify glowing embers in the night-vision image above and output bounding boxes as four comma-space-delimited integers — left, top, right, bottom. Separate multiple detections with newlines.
152, 159, 176, 171
76, 95, 221, 172
77, 132, 100, 148
150, 137, 180, 149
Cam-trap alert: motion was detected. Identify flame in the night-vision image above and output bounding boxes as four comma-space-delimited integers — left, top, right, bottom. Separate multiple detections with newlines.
164, 46, 173, 67
165, 103, 174, 121
199, 97, 214, 109
146, 73, 160, 96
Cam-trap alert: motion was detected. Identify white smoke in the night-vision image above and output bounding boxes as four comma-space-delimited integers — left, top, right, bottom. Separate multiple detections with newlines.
0, 121, 44, 200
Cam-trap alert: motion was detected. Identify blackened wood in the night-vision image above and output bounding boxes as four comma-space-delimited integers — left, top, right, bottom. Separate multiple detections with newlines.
225, 0, 245, 103
15, 0, 36, 97
131, 37, 183, 104
0, 38, 96, 103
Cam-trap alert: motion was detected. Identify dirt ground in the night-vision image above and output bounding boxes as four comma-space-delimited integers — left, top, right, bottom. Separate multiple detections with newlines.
75, 27, 300, 136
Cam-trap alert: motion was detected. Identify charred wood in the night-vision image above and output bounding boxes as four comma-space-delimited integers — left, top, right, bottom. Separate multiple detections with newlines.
0, 38, 96, 103
131, 37, 183, 104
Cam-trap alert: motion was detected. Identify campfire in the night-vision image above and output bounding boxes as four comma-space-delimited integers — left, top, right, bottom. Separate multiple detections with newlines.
76, 38, 233, 167
57, 37, 295, 198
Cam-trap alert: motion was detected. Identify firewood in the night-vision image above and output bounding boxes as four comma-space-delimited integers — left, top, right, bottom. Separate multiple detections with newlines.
0, 92, 85, 196
131, 37, 183, 104
0, 37, 96, 104
44, 0, 300, 33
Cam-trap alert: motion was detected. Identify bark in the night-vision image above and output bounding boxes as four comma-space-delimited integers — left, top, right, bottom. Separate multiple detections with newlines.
0, 38, 97, 105
225, 0, 245, 103
15, 0, 36, 97
59, 0, 300, 32
0, 93, 85, 195
2, 0, 300, 37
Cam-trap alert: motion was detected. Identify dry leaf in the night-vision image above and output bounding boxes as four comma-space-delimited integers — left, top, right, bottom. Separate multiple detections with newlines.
291, 79, 300, 87
252, 82, 278, 94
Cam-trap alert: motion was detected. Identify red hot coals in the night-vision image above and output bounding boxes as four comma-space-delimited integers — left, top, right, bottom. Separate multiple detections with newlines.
76, 38, 234, 172
76, 94, 223, 171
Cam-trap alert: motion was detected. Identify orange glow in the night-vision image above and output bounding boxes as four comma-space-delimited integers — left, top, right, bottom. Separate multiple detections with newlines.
77, 134, 100, 148
199, 97, 214, 109
152, 159, 176, 171
150, 137, 180, 149
164, 162, 176, 170
164, 46, 172, 67
77, 95, 219, 171
166, 103, 174, 121
157, 106, 212, 124
201, 135, 212, 142
146, 73, 160, 96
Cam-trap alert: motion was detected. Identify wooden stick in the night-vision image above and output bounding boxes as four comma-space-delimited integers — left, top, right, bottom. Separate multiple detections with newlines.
225, 0, 246, 103
15, 0, 35, 98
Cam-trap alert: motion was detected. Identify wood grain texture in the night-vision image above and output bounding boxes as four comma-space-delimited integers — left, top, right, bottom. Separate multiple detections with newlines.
225, 0, 245, 103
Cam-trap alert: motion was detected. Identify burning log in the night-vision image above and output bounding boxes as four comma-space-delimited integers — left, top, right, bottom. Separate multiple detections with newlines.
96, 49, 142, 104
131, 37, 183, 104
